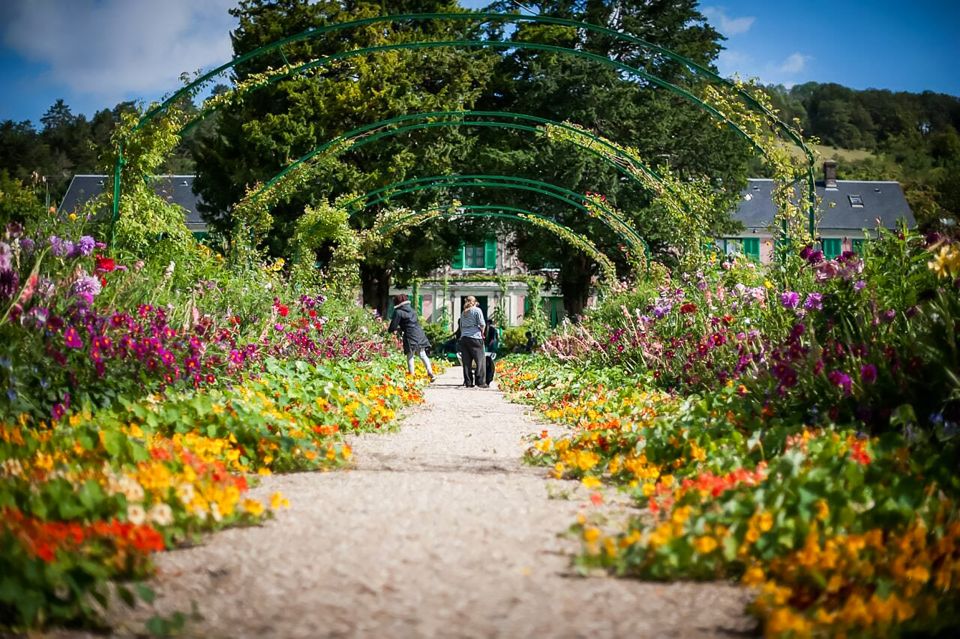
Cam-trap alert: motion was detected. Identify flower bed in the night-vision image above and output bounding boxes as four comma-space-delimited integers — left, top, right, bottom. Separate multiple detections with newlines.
499, 232, 960, 637
1, 219, 431, 630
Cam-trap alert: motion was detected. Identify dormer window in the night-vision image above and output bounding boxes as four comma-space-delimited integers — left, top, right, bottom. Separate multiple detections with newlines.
848, 194, 864, 208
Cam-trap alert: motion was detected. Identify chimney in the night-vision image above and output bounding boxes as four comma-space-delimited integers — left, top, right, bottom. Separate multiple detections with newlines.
824, 160, 838, 189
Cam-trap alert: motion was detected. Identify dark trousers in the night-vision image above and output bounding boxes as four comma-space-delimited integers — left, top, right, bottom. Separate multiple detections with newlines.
459, 336, 486, 387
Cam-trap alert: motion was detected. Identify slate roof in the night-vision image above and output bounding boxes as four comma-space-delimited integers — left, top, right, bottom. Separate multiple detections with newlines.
734, 179, 915, 232
58, 174, 207, 232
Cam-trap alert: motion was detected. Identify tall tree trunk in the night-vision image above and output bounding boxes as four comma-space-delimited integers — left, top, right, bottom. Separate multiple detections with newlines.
360, 262, 392, 319
559, 254, 592, 320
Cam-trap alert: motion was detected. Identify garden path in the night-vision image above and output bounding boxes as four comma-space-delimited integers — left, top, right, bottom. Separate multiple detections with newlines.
103, 365, 754, 638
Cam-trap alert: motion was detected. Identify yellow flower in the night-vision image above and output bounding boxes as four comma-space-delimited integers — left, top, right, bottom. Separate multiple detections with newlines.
583, 527, 601, 543
928, 244, 960, 279
741, 565, 765, 586
270, 491, 290, 510
693, 536, 718, 554
581, 476, 602, 489
243, 499, 265, 517
758, 510, 774, 532
905, 565, 930, 583
68, 213, 77, 221
814, 499, 830, 521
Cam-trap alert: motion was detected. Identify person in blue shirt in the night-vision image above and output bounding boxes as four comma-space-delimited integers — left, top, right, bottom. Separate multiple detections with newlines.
458, 295, 486, 388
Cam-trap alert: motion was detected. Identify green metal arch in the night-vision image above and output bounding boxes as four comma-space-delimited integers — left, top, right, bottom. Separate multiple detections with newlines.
249, 110, 667, 201
339, 173, 648, 256
375, 205, 618, 283
141, 11, 808, 155
112, 13, 816, 245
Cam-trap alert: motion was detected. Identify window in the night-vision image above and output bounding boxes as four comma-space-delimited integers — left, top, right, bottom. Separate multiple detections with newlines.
823, 238, 842, 259
851, 238, 865, 254
848, 194, 864, 207
742, 237, 760, 262
452, 239, 497, 270
464, 244, 485, 268
722, 238, 742, 256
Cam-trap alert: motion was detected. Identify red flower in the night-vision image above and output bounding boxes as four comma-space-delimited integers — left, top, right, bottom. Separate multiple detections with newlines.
276, 304, 289, 317
680, 302, 698, 314
95, 255, 116, 273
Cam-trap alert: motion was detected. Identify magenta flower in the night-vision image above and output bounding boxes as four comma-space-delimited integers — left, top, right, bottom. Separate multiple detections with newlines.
860, 364, 878, 384
64, 326, 83, 349
828, 370, 853, 396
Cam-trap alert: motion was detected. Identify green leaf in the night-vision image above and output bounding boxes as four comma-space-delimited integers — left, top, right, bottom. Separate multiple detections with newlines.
136, 583, 157, 604
102, 430, 124, 457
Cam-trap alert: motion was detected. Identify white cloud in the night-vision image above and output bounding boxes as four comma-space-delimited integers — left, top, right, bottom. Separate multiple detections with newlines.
777, 52, 811, 74
716, 49, 751, 78
1, 0, 235, 104
701, 6, 756, 36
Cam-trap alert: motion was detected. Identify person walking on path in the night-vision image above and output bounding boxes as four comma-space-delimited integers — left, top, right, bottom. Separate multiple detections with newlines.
458, 296, 486, 388
388, 294, 435, 381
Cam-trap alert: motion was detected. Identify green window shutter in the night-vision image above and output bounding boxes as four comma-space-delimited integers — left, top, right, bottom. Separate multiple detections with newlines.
484, 239, 497, 269
823, 238, 842, 259
417, 295, 423, 314
523, 296, 530, 314
743, 238, 760, 262
452, 243, 464, 269
851, 239, 864, 254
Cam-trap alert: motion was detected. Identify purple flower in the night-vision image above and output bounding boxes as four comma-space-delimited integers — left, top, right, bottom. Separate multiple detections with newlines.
49, 236, 70, 257
860, 364, 878, 385
880, 309, 896, 323
780, 291, 800, 309
828, 370, 853, 396
853, 280, 866, 292
0, 268, 18, 300
76, 236, 96, 256
71, 275, 102, 301
19, 237, 35, 254
0, 242, 11, 270
804, 292, 823, 310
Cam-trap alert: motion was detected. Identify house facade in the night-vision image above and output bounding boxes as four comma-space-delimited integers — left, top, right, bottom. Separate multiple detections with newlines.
719, 161, 916, 264
390, 237, 567, 330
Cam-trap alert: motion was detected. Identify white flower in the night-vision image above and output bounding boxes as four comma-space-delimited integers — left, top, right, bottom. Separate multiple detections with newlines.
127, 504, 146, 526
177, 482, 195, 504
122, 477, 145, 503
210, 502, 223, 522
148, 503, 174, 527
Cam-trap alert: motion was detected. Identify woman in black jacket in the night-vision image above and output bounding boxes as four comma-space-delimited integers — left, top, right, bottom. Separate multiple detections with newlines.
387, 294, 436, 381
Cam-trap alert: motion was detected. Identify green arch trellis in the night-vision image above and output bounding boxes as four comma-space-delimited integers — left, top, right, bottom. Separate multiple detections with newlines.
337, 173, 649, 260
110, 12, 817, 247
372, 204, 618, 284
242, 110, 669, 206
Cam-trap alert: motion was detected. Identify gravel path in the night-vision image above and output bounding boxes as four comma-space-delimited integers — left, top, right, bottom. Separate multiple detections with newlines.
102, 365, 755, 638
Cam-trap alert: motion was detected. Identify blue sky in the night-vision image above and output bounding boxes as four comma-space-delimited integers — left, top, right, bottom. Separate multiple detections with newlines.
1, 1, 957, 125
